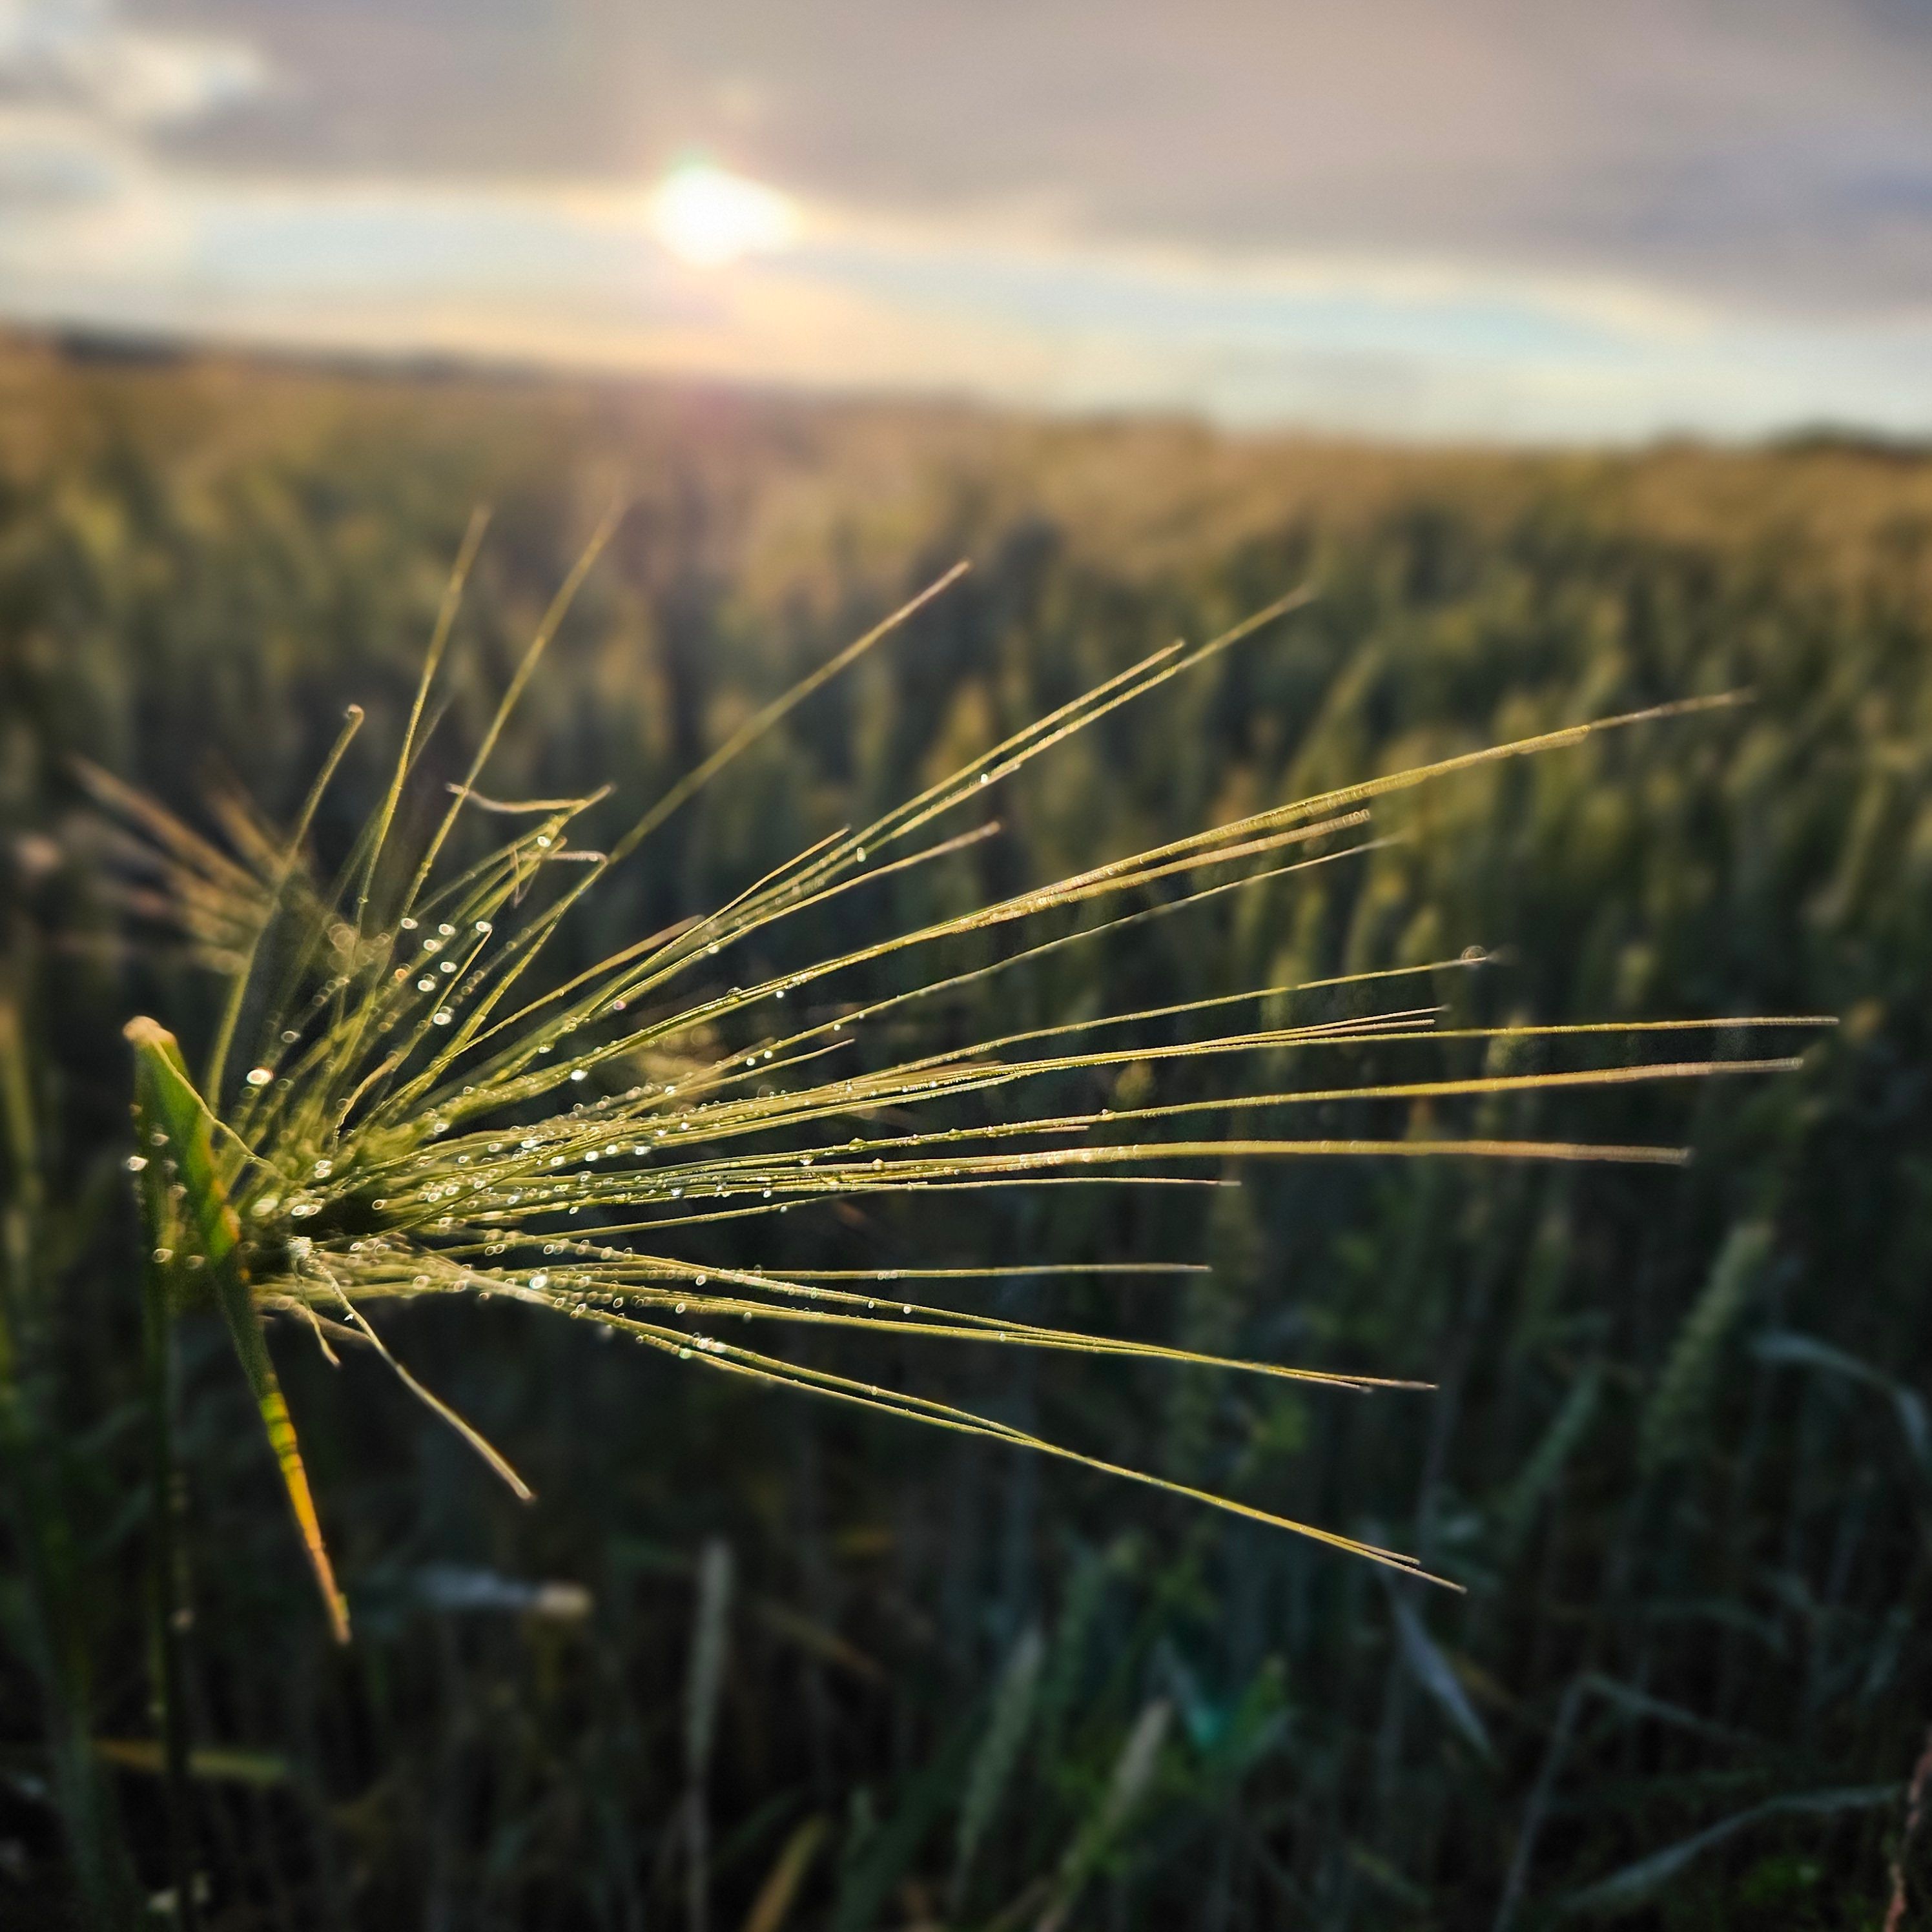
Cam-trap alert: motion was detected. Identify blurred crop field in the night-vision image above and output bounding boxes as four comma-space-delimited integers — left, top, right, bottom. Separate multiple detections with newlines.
4, 332, 1932, 1929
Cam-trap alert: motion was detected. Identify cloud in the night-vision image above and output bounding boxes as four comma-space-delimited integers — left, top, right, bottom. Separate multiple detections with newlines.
0, 0, 267, 287
0, 0, 266, 131
1, 1, 1928, 442
136, 0, 1932, 314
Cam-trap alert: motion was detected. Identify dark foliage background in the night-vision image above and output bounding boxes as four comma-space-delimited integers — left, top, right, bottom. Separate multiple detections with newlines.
3, 338, 1931, 1927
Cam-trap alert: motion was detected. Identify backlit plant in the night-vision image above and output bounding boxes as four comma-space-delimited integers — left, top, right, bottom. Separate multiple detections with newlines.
113, 511, 1818, 1657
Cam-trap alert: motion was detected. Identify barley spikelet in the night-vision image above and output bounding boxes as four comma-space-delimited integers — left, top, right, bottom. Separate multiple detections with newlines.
118, 517, 1829, 1629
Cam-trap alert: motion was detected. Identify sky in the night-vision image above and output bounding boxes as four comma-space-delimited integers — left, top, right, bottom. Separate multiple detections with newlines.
3, 0, 1931, 442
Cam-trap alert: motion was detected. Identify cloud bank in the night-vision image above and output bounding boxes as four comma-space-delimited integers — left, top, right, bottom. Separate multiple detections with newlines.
2, 0, 1928, 441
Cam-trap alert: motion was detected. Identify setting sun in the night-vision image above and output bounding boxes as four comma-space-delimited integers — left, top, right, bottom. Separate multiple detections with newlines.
647, 161, 797, 268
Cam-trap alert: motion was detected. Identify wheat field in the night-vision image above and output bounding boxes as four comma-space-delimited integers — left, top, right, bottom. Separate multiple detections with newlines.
3, 336, 1929, 1928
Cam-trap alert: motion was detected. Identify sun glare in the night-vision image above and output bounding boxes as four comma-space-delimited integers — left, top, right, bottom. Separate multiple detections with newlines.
648, 162, 797, 268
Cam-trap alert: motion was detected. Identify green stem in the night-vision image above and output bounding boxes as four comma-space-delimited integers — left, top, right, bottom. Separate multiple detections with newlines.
139, 1235, 200, 1932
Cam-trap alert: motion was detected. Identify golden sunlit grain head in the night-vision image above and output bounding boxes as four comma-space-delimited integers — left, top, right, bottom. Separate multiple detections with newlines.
648, 160, 797, 268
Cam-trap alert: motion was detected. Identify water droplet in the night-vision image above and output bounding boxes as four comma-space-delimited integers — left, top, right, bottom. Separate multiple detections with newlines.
244, 1067, 272, 1088
125, 1154, 148, 1173
531, 1272, 550, 1290
433, 1010, 453, 1026
151, 1247, 173, 1264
